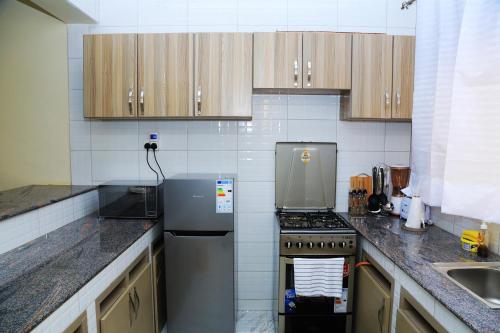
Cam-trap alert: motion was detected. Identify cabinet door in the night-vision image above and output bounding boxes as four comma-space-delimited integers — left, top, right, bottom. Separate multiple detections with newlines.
100, 287, 133, 333
84, 34, 137, 118
152, 245, 166, 333
194, 33, 222, 117
194, 33, 252, 118
354, 266, 392, 333
302, 32, 352, 89
253, 32, 302, 89
130, 264, 154, 333
220, 33, 252, 117
351, 34, 393, 119
396, 309, 435, 333
392, 36, 415, 120
138, 33, 193, 118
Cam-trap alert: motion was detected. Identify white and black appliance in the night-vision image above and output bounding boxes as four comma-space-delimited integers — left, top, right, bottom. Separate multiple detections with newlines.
275, 142, 357, 333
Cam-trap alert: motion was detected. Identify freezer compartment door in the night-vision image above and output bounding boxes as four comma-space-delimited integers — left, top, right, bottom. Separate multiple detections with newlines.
164, 231, 234, 333
164, 178, 234, 231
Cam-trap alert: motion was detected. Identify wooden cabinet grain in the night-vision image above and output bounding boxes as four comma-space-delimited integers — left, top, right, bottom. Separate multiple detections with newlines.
194, 33, 252, 118
84, 34, 137, 118
342, 34, 415, 121
253, 32, 302, 89
138, 33, 193, 118
349, 33, 394, 120
302, 32, 352, 89
254, 32, 351, 90
392, 36, 416, 120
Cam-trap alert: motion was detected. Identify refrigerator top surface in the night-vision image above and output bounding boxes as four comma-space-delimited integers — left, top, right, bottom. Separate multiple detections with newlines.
275, 142, 337, 211
167, 173, 237, 180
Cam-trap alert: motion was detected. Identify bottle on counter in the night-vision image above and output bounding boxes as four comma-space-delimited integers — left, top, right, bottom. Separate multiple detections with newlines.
477, 221, 489, 258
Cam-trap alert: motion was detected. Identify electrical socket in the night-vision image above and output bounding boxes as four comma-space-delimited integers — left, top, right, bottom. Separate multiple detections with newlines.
149, 132, 159, 149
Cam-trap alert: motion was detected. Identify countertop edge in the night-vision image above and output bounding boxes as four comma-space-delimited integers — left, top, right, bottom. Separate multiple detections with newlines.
341, 213, 499, 333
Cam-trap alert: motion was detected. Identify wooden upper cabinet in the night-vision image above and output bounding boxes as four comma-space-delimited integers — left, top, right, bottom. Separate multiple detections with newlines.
253, 32, 302, 89
392, 36, 415, 120
302, 32, 352, 89
350, 33, 393, 119
84, 34, 137, 118
194, 33, 252, 118
138, 34, 193, 118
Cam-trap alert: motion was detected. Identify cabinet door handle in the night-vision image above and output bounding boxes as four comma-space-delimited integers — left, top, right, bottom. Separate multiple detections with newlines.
128, 88, 133, 115
293, 60, 299, 87
377, 300, 386, 333
133, 287, 140, 319
196, 86, 202, 116
306, 60, 312, 87
139, 88, 144, 115
385, 91, 390, 106
128, 292, 136, 327
396, 90, 401, 107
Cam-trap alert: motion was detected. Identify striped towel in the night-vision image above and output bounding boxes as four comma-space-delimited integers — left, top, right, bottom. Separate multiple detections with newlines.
293, 257, 345, 298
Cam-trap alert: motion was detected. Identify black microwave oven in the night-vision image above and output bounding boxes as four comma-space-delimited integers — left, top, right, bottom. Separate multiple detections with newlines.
98, 180, 164, 219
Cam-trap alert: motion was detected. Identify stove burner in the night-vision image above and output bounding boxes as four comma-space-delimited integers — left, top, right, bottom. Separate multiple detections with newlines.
278, 212, 350, 230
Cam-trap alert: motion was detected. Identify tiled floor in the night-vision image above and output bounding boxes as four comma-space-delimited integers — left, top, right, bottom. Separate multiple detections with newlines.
160, 311, 276, 333
236, 311, 276, 333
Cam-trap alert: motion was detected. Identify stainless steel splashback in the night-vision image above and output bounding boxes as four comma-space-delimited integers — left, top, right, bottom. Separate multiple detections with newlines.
275, 142, 337, 210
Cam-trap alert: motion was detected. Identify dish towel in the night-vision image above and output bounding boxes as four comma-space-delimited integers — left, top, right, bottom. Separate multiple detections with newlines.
293, 257, 345, 298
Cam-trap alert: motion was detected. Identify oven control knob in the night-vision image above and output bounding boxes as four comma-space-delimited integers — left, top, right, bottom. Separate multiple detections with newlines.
307, 242, 314, 249
285, 241, 292, 249
318, 242, 325, 248
329, 242, 335, 248
339, 241, 347, 248
296, 242, 303, 249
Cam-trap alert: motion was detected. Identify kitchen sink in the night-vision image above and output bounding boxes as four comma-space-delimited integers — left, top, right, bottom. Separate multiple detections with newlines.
432, 262, 500, 309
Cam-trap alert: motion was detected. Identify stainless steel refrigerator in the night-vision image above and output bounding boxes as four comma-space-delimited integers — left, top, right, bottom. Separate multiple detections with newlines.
164, 174, 235, 333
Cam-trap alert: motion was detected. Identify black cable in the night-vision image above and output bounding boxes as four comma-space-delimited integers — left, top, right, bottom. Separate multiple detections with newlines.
152, 149, 166, 181
145, 147, 159, 183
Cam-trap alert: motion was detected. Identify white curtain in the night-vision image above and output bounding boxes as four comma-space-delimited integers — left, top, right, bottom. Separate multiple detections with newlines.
411, 0, 500, 223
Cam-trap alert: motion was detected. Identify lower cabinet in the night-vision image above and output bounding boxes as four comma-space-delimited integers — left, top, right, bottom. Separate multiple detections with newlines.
152, 242, 167, 333
354, 262, 392, 333
63, 312, 88, 333
396, 289, 445, 333
97, 252, 155, 333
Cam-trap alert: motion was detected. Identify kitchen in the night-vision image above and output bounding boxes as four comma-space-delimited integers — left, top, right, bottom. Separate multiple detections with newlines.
0, 0, 499, 333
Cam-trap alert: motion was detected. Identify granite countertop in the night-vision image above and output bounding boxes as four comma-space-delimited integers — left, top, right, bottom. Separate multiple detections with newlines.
341, 213, 500, 333
0, 185, 96, 221
0, 214, 157, 333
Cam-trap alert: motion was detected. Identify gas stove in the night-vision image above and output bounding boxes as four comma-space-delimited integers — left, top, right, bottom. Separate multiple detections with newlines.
278, 211, 354, 234
277, 211, 356, 255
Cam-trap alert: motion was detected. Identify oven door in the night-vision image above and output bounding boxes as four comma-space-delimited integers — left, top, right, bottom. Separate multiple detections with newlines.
279, 256, 355, 314
278, 314, 352, 333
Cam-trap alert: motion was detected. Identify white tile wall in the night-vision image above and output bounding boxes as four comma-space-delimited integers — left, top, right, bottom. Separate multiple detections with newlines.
431, 207, 500, 256
0, 191, 98, 255
67, 0, 415, 312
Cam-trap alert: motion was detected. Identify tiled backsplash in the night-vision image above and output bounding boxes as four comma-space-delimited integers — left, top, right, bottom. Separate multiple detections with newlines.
431, 207, 500, 256
67, 0, 415, 312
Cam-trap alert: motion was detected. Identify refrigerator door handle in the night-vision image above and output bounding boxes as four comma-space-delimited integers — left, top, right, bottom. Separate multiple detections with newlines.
167, 231, 230, 237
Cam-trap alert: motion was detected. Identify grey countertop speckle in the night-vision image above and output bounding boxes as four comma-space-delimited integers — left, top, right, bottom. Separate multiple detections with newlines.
0, 185, 96, 221
0, 214, 156, 333
341, 213, 500, 333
